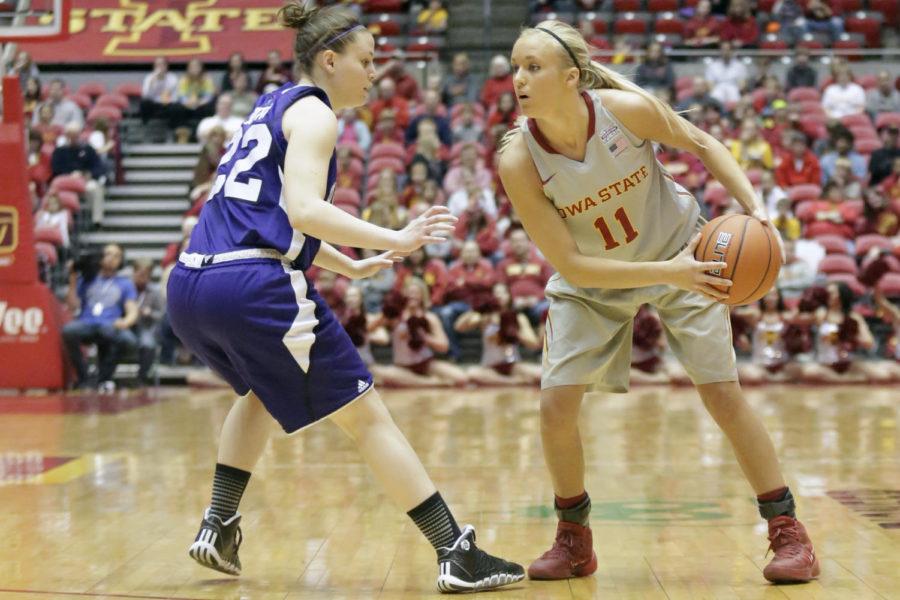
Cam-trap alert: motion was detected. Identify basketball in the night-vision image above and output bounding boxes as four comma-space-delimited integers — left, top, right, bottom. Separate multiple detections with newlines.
694, 214, 783, 306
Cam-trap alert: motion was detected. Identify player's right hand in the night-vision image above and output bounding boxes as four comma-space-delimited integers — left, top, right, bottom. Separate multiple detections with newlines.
393, 206, 457, 253
666, 233, 733, 302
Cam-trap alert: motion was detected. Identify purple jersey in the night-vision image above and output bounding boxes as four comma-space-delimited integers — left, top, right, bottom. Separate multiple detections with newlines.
187, 84, 337, 271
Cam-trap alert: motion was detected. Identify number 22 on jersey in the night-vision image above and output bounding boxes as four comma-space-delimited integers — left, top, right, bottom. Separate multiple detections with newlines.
211, 124, 273, 203
594, 206, 638, 250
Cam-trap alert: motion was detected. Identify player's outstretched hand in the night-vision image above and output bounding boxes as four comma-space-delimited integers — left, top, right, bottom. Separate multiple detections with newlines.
665, 233, 733, 302
393, 206, 457, 253
352, 250, 403, 280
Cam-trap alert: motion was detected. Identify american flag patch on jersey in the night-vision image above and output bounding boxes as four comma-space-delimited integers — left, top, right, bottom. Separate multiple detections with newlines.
608, 135, 628, 157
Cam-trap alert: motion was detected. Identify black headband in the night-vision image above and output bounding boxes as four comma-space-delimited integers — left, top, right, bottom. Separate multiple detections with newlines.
534, 27, 581, 74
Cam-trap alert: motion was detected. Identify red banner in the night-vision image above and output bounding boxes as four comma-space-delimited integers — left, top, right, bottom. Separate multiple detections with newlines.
18, 0, 296, 64
0, 76, 67, 389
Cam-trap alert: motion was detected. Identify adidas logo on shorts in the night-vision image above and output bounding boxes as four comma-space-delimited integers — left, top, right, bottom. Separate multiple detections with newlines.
358, 379, 369, 393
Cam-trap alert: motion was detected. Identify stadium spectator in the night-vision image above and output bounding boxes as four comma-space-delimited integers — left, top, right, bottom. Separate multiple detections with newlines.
337, 107, 372, 151
407, 89, 451, 145
392, 246, 448, 307
439, 241, 497, 361
785, 48, 818, 91
869, 125, 900, 186
730, 117, 774, 170
8, 50, 40, 87
228, 72, 258, 119
416, 0, 448, 33
866, 71, 900, 117
34, 192, 70, 250
656, 144, 708, 192
777, 240, 817, 299
881, 157, 900, 199
63, 244, 138, 392
32, 78, 82, 129
830, 157, 862, 200
776, 134, 821, 189
676, 77, 722, 114
132, 260, 164, 386
683, 0, 722, 49
719, 0, 759, 48
635, 42, 675, 96
379, 279, 468, 387
856, 188, 899, 237
773, 0, 806, 46
51, 122, 107, 226
375, 60, 420, 102
706, 42, 748, 105
363, 169, 407, 229
371, 78, 410, 129
407, 119, 448, 179
822, 67, 866, 120
485, 91, 519, 133
454, 282, 542, 385
196, 94, 243, 144
442, 52, 478, 106
820, 129, 866, 183
451, 102, 484, 144
803, 0, 843, 44
255, 50, 290, 94
140, 57, 179, 124
355, 247, 397, 313
480, 55, 514, 109
772, 196, 802, 241
192, 126, 226, 188
26, 129, 51, 193
808, 181, 857, 238
340, 286, 391, 382
496, 228, 553, 325
22, 76, 41, 119
219, 52, 248, 93
400, 157, 434, 207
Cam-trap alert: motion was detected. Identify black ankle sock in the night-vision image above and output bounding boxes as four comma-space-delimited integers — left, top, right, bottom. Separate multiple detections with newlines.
209, 463, 251, 521
757, 486, 796, 520
555, 492, 591, 527
407, 491, 462, 551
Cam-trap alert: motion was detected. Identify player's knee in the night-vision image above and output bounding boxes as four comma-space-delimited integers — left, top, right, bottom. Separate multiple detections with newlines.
540, 391, 581, 430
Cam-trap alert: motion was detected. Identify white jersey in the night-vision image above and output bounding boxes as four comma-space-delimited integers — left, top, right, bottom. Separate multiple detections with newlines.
521, 89, 700, 279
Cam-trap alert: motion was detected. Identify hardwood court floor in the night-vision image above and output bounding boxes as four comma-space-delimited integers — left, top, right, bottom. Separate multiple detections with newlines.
0, 384, 898, 599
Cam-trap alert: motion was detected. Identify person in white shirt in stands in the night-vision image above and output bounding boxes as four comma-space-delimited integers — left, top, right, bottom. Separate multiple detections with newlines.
822, 66, 866, 120
34, 192, 70, 250
31, 78, 83, 129
196, 94, 244, 144
704, 42, 748, 106
865, 71, 900, 117
140, 57, 179, 123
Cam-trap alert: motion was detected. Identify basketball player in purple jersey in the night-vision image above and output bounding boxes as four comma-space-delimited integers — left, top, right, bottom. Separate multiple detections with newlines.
166, 3, 523, 592
497, 20, 818, 584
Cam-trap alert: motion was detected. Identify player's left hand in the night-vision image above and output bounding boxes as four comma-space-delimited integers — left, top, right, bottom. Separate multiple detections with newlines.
752, 209, 786, 263
352, 250, 402, 279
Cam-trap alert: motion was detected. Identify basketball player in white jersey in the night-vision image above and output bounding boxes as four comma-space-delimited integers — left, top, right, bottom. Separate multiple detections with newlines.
497, 21, 819, 584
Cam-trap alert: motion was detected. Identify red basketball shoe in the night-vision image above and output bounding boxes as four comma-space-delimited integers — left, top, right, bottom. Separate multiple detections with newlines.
763, 516, 820, 583
528, 521, 597, 580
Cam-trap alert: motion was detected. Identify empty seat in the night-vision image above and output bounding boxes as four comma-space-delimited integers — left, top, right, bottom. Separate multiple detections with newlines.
818, 254, 858, 275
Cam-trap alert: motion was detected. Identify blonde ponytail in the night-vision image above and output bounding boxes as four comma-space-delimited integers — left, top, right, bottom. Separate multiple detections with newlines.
499, 20, 707, 154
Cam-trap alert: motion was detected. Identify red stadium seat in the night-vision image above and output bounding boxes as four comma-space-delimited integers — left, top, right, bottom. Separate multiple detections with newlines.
367, 157, 405, 176
757, 0, 776, 10
370, 142, 405, 161
818, 254, 858, 275
34, 225, 64, 247
676, 76, 694, 92
67, 92, 92, 111
613, 13, 650, 35
647, 0, 678, 11
77, 82, 106, 98
95, 93, 129, 111
406, 36, 443, 53
869, 0, 899, 26
849, 126, 878, 141
827, 273, 867, 296
833, 36, 863, 58
844, 14, 882, 47
875, 113, 900, 130
333, 188, 362, 210
760, 34, 789, 50
797, 100, 827, 117
797, 36, 825, 51
788, 184, 822, 204
34, 242, 58, 267
367, 14, 402, 36
52, 190, 81, 213
337, 142, 365, 160
613, 0, 643, 10
814, 234, 850, 254
877, 272, 900, 296
855, 138, 883, 154
833, 0, 864, 13
654, 16, 684, 36
855, 234, 893, 257
588, 17, 608, 35
50, 174, 86, 195
115, 82, 143, 98
794, 200, 818, 222
840, 114, 871, 129
364, 0, 405, 12
787, 87, 820, 103
843, 199, 864, 219
704, 182, 729, 207
87, 105, 122, 124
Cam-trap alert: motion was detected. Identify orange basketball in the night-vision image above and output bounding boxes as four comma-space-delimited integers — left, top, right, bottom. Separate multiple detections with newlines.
694, 214, 783, 306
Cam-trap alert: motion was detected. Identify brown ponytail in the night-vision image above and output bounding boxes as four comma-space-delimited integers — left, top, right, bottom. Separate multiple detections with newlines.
278, 0, 363, 76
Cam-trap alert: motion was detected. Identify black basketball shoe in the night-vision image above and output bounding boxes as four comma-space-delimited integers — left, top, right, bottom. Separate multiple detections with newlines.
188, 508, 242, 576
436, 525, 525, 593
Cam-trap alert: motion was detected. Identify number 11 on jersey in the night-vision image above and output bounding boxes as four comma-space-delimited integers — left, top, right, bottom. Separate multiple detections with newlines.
593, 207, 639, 251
